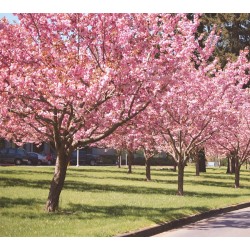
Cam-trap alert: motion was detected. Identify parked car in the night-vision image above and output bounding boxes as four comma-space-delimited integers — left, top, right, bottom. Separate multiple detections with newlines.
28, 152, 52, 165
70, 150, 103, 166
27, 152, 39, 165
0, 148, 29, 165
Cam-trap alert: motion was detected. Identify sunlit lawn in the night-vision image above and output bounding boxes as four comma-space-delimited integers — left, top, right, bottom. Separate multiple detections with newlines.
1, 164, 250, 236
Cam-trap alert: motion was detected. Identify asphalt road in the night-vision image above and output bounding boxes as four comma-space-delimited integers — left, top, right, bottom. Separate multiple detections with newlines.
153, 207, 250, 237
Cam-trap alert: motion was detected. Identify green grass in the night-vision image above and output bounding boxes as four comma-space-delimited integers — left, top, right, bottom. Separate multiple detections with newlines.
1, 164, 250, 236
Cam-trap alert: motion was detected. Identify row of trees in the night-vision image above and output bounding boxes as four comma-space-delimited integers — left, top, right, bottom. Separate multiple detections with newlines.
0, 14, 249, 212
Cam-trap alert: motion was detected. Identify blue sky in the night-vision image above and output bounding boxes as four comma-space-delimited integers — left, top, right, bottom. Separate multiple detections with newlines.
0, 13, 19, 23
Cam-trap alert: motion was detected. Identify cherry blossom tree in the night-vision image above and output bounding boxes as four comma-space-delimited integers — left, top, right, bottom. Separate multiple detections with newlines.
133, 108, 165, 181
206, 47, 250, 183
101, 105, 169, 181
207, 94, 250, 188
100, 14, 222, 185
153, 48, 249, 195
99, 123, 137, 173
0, 13, 157, 211
0, 13, 200, 211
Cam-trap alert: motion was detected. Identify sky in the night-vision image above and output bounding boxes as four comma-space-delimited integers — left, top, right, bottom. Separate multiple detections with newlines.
0, 13, 18, 22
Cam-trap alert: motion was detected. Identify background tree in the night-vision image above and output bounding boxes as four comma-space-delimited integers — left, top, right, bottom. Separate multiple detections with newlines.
194, 147, 207, 176
186, 14, 250, 172
210, 101, 250, 188
155, 48, 249, 195
198, 13, 250, 68
99, 123, 138, 174
102, 116, 159, 180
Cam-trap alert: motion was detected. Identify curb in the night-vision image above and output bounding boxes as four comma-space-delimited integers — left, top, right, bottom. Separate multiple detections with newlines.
117, 201, 250, 237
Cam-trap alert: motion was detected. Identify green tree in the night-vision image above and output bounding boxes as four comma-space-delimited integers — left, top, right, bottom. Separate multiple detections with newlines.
199, 13, 250, 69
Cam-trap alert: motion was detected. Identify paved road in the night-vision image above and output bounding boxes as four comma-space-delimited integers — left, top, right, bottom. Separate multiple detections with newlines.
153, 207, 250, 237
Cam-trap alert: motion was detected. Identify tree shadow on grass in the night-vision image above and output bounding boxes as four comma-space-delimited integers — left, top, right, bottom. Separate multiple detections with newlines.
200, 173, 234, 180
0, 197, 44, 208
0, 177, 50, 190
0, 168, 53, 176
66, 169, 250, 188
85, 175, 238, 189
131, 170, 178, 178
64, 180, 177, 195
70, 167, 127, 174
63, 180, 245, 199
62, 203, 211, 225
0, 175, 246, 199
204, 174, 250, 183
0, 195, 211, 226
85, 175, 178, 184
184, 179, 235, 188
69, 167, 178, 178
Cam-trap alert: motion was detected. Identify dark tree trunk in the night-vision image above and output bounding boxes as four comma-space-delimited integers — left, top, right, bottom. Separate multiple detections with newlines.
226, 156, 231, 174
231, 155, 236, 174
173, 163, 177, 172
127, 150, 133, 174
198, 148, 206, 172
195, 153, 200, 176
145, 157, 151, 181
234, 156, 240, 188
117, 156, 121, 168
117, 151, 121, 168
177, 162, 185, 196
45, 151, 70, 212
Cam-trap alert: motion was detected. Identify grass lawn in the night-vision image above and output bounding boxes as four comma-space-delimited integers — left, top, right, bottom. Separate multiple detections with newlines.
1, 164, 250, 236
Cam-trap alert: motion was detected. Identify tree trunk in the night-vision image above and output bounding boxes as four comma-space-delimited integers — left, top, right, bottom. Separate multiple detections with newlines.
195, 153, 200, 176
198, 148, 206, 172
234, 156, 240, 188
177, 162, 185, 196
195, 148, 206, 176
145, 157, 151, 181
45, 152, 70, 212
117, 151, 121, 168
173, 163, 177, 172
117, 156, 121, 168
127, 150, 133, 174
226, 156, 231, 174
231, 155, 236, 174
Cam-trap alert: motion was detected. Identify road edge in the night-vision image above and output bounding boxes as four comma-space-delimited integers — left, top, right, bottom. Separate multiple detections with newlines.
117, 201, 250, 237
